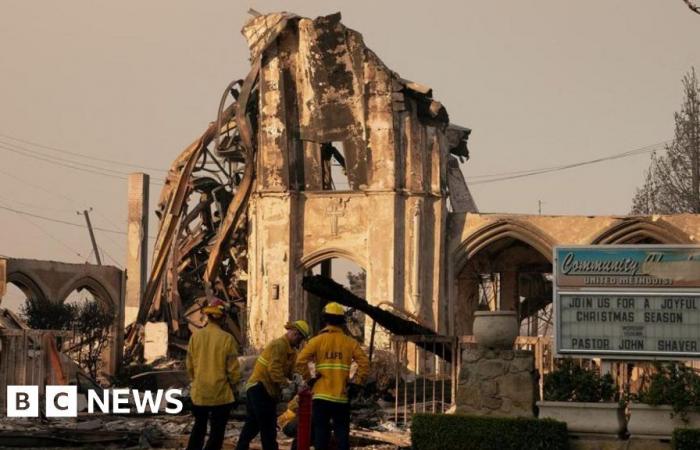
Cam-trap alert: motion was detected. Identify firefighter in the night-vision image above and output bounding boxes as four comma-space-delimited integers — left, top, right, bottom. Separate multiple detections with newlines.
295, 302, 370, 450
186, 298, 241, 450
235, 320, 311, 450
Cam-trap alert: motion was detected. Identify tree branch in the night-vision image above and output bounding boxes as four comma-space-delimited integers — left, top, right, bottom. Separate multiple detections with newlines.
683, 0, 700, 15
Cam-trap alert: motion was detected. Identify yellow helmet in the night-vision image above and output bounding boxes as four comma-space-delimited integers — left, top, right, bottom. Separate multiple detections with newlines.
202, 298, 226, 318
322, 302, 345, 316
285, 320, 311, 339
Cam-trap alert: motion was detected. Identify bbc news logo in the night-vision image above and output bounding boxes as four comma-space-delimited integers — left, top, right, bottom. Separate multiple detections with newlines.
6, 386, 183, 417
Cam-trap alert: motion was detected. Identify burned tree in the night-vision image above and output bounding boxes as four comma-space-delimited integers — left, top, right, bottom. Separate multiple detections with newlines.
632, 68, 700, 214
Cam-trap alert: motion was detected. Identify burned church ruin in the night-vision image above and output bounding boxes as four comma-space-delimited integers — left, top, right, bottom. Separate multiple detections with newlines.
125, 11, 473, 356
123, 11, 698, 360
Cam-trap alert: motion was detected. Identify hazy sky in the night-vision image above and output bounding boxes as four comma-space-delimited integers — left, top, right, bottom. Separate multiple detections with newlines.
0, 1, 699, 308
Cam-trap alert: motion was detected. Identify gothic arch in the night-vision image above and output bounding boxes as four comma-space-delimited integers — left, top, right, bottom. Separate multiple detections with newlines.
5, 271, 48, 303
591, 218, 691, 245
454, 219, 556, 273
56, 276, 116, 311
298, 247, 367, 271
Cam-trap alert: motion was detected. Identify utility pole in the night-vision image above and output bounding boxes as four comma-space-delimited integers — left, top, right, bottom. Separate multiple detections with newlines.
538, 200, 543, 215
78, 208, 102, 265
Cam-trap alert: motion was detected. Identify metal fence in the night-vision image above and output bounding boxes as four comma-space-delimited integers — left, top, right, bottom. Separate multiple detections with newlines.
391, 335, 458, 425
391, 335, 554, 423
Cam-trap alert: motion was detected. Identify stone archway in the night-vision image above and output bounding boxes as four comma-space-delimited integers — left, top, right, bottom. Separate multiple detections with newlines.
59, 277, 121, 379
454, 219, 555, 271
296, 248, 367, 340
4, 271, 49, 307
452, 219, 555, 337
57, 276, 117, 311
0, 258, 124, 374
591, 217, 692, 245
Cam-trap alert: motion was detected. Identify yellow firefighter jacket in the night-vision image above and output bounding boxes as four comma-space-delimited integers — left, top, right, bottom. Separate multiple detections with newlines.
186, 321, 241, 406
295, 325, 370, 403
246, 335, 297, 399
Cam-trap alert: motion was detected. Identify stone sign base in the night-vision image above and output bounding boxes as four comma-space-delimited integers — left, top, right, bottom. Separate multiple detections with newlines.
455, 348, 536, 417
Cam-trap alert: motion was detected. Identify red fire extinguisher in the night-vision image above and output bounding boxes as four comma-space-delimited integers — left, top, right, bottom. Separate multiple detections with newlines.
297, 388, 312, 450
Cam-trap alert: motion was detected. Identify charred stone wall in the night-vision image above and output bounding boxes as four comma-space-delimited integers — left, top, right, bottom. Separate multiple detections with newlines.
245, 12, 468, 347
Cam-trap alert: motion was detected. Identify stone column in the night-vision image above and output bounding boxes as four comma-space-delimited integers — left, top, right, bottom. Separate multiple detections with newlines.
247, 196, 295, 349
365, 193, 398, 350
125, 173, 149, 327
455, 275, 480, 336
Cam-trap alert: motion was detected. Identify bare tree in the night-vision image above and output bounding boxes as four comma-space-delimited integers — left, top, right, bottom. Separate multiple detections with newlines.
682, 0, 700, 15
632, 68, 700, 214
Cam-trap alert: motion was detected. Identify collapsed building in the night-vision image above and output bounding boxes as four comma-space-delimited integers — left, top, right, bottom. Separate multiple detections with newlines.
125, 11, 473, 356
1, 12, 697, 379
124, 11, 699, 361
1, 10, 699, 446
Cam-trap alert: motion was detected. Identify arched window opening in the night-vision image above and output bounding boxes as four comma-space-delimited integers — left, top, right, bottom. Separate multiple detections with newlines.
304, 257, 366, 343
1, 283, 30, 317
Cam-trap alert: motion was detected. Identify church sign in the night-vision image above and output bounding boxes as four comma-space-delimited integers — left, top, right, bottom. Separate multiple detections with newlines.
554, 245, 700, 358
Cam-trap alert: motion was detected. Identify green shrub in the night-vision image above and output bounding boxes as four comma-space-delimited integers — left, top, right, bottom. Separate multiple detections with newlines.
543, 358, 616, 402
672, 428, 700, 450
637, 362, 700, 420
411, 413, 568, 450
21, 297, 76, 330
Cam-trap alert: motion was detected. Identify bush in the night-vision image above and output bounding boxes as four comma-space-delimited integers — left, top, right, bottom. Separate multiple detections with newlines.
544, 358, 616, 402
411, 413, 568, 450
22, 296, 115, 380
21, 297, 76, 330
637, 362, 700, 420
672, 428, 700, 450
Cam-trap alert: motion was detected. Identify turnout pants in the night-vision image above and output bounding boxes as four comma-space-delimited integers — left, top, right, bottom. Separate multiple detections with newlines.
311, 399, 350, 450
187, 402, 234, 450
235, 383, 279, 450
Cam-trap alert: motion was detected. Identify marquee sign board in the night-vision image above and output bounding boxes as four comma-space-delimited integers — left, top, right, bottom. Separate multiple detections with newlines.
554, 245, 700, 359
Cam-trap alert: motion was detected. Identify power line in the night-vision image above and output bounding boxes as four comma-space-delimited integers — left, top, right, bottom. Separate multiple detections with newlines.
0, 141, 165, 184
0, 143, 131, 180
0, 132, 168, 173
468, 141, 668, 181
92, 210, 128, 253
0, 192, 75, 215
0, 203, 121, 233
93, 207, 127, 234
0, 138, 139, 177
0, 167, 127, 230
0, 201, 85, 260
0, 203, 156, 240
0, 195, 126, 268
467, 140, 670, 185
98, 244, 124, 270
0, 167, 84, 206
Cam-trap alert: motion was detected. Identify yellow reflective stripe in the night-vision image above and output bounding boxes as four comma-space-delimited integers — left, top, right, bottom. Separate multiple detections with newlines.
313, 393, 348, 403
257, 356, 269, 367
316, 363, 350, 370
